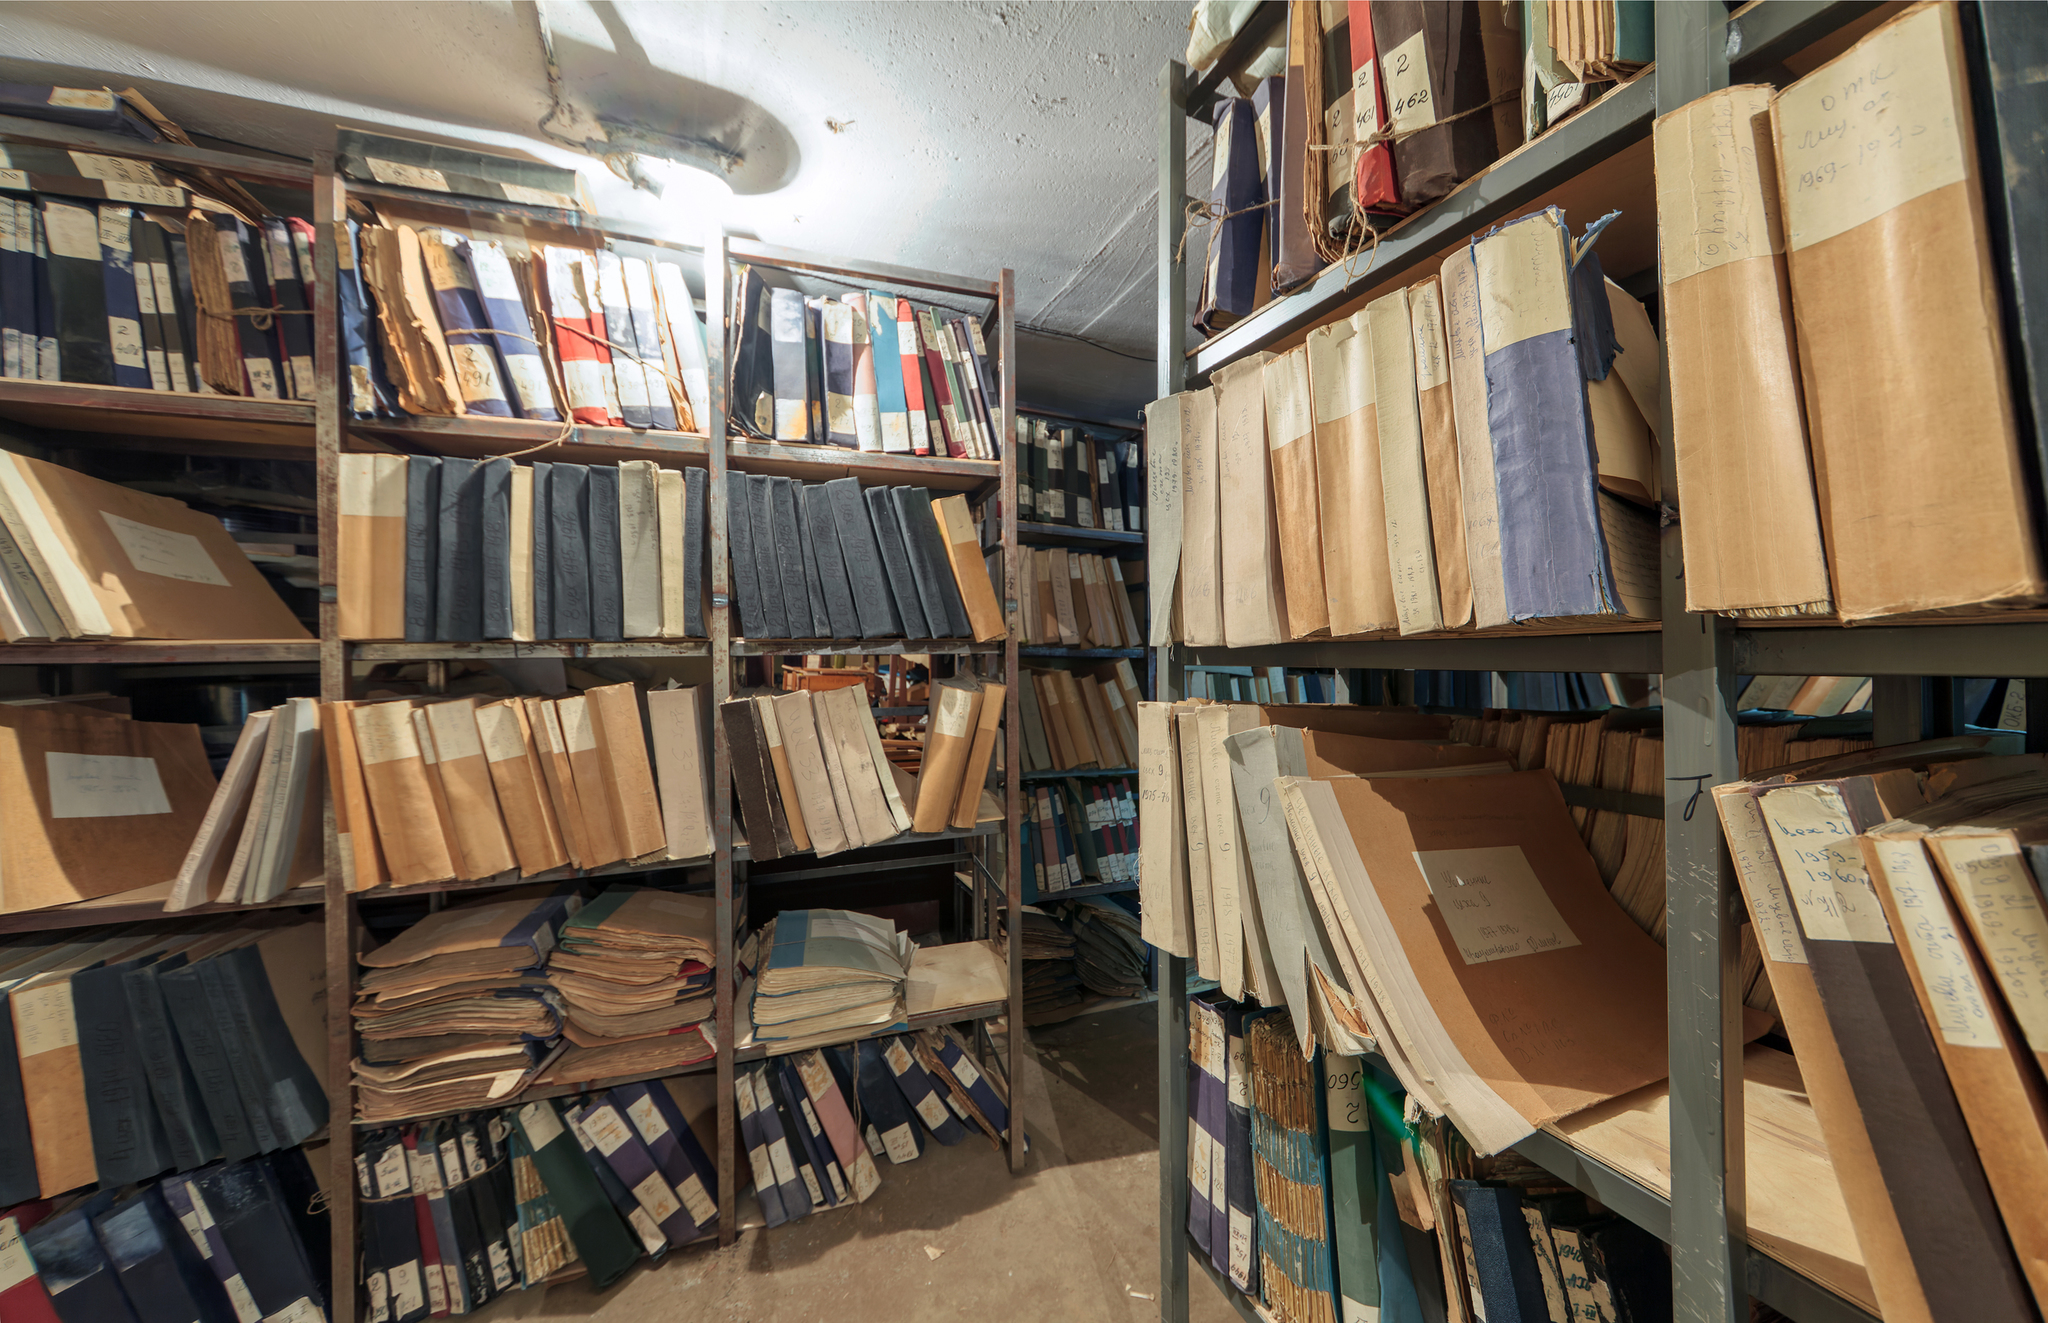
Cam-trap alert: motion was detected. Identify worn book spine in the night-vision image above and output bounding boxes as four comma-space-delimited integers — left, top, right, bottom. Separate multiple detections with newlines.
543, 247, 609, 425
744, 473, 791, 639
1261, 347, 1330, 636
435, 456, 484, 642
1213, 353, 1289, 645
352, 700, 457, 885
550, 462, 592, 639
768, 287, 809, 442
418, 230, 512, 416
769, 477, 815, 637
754, 695, 811, 852
683, 467, 708, 638
863, 484, 927, 639
1407, 275, 1471, 628
618, 459, 662, 639
478, 457, 515, 640
719, 697, 785, 861
1364, 289, 1444, 635
475, 698, 568, 876
655, 467, 685, 638
1439, 248, 1508, 628
525, 696, 588, 869
821, 299, 858, 448
586, 464, 625, 641
1369, 1, 1499, 208
725, 470, 765, 638
594, 251, 652, 429
467, 238, 558, 422
587, 682, 667, 860
621, 256, 677, 430
557, 695, 625, 866
410, 708, 475, 880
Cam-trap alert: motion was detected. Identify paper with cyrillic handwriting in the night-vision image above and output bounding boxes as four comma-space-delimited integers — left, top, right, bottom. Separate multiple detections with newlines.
44, 750, 171, 817
1412, 845, 1582, 964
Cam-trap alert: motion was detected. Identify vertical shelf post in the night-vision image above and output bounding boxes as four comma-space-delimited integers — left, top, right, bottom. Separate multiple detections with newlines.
1655, 9, 1744, 1321
706, 228, 739, 1248
999, 266, 1026, 1173
1156, 53, 1191, 1323
311, 152, 360, 1309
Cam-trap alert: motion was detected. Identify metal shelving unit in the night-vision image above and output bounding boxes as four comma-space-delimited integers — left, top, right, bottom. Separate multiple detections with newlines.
0, 111, 1030, 1313
1149, 6, 2035, 1323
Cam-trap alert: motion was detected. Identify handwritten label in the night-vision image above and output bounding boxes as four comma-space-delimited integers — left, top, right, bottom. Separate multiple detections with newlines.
365, 158, 450, 191
108, 316, 145, 370
678, 1172, 716, 1224
1262, 351, 1312, 450
1413, 845, 1582, 964
1307, 315, 1371, 425
933, 685, 975, 740
1759, 784, 1894, 943
100, 510, 231, 586
504, 355, 552, 413
632, 1169, 683, 1225
1546, 82, 1588, 123
557, 698, 597, 753
0, 169, 23, 191
1655, 86, 1783, 284
373, 1143, 410, 1197
44, 751, 171, 818
1380, 30, 1436, 137
1474, 213, 1571, 349
1714, 791, 1808, 964
1323, 1053, 1368, 1132
48, 87, 116, 111
580, 1103, 634, 1156
387, 1262, 423, 1319
353, 703, 419, 765
1353, 61, 1383, 142
40, 201, 100, 261
1932, 835, 2048, 1050
474, 704, 528, 763
1870, 838, 2002, 1049
1409, 279, 1449, 392
517, 1100, 564, 1150
625, 1093, 670, 1145
13, 982, 76, 1056
913, 1091, 950, 1131
1227, 1206, 1255, 1288
500, 181, 576, 209
1455, 1204, 1488, 1321
881, 1121, 919, 1165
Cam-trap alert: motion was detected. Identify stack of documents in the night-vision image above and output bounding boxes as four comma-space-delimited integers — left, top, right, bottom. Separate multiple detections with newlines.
748, 909, 913, 1049
352, 889, 577, 1123
538, 885, 716, 1084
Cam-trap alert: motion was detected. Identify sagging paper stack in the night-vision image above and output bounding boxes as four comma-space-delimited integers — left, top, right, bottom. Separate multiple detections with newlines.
539, 886, 716, 1085
747, 909, 913, 1050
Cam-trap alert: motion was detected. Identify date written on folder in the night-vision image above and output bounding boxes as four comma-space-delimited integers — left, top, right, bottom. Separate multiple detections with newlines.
1412, 845, 1581, 964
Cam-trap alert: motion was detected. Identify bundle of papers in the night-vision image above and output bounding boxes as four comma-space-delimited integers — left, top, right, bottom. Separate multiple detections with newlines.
1059, 896, 1146, 1000
748, 909, 913, 1047
539, 885, 716, 1084
167, 698, 323, 911
352, 890, 578, 1123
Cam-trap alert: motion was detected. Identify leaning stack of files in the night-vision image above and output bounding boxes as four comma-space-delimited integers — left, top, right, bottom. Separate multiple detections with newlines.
745, 909, 913, 1050
346, 215, 712, 430
1011, 905, 1083, 1024
6, 1148, 332, 1323
1018, 661, 1144, 771
728, 267, 1000, 459
1020, 776, 1138, 899
0, 450, 311, 642
539, 885, 716, 1086
325, 683, 706, 891
1014, 418, 1145, 532
1154, 201, 1662, 646
1135, 698, 1757, 1155
357, 1077, 720, 1311
165, 697, 324, 911
336, 454, 709, 642
1711, 744, 2048, 1323
1054, 895, 1145, 999
1658, 9, 2046, 622
724, 476, 1005, 644
0, 124, 321, 402
0, 916, 327, 1205
1521, 0, 1652, 140
1735, 675, 1874, 719
719, 681, 1001, 863
1017, 548, 1145, 647
352, 889, 579, 1124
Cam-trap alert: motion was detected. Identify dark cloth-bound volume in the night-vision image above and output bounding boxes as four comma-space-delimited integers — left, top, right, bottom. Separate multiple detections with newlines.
549, 463, 592, 640
193, 1159, 326, 1322
683, 467, 708, 638
719, 697, 785, 861
259, 218, 314, 400
725, 472, 765, 639
512, 1099, 641, 1289
124, 957, 218, 1174
155, 964, 259, 1162
92, 1188, 233, 1323
1369, 2, 1500, 208
219, 945, 325, 1146
728, 265, 776, 440
404, 456, 441, 642
586, 465, 624, 642
804, 297, 828, 443
211, 214, 285, 399
36, 198, 111, 385
746, 474, 790, 639
25, 1197, 139, 1323
890, 487, 966, 638
74, 957, 173, 1187
1447, 1182, 1549, 1323
825, 478, 899, 639
340, 219, 397, 417
530, 462, 554, 638
479, 457, 514, 639
863, 484, 928, 639
435, 457, 484, 642
97, 205, 150, 389
791, 480, 832, 638
769, 478, 814, 637
1193, 93, 1264, 335
801, 483, 860, 638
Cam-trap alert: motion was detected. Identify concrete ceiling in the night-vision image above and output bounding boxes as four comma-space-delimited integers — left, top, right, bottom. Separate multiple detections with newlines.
2, 0, 1215, 426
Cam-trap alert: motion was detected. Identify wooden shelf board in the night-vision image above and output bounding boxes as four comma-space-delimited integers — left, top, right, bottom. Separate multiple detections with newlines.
352, 640, 712, 661
1020, 645, 1145, 659
0, 380, 315, 452
1021, 767, 1136, 781
351, 415, 711, 466
0, 879, 325, 935
731, 638, 1002, 657
0, 639, 320, 665
1013, 521, 1145, 549
1031, 879, 1140, 902
350, 852, 712, 904
732, 818, 999, 862
726, 437, 1001, 491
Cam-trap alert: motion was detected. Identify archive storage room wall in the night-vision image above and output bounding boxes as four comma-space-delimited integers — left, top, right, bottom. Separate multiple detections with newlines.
1150, 3, 2048, 1323
0, 103, 1030, 1312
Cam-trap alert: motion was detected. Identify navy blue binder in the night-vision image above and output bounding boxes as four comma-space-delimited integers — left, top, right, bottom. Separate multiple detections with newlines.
587, 464, 624, 641
26, 1195, 138, 1323
74, 956, 174, 1187
403, 456, 441, 642
435, 457, 485, 643
96, 204, 150, 389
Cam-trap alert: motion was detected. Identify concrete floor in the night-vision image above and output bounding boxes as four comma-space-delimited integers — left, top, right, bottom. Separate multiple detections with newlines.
471, 1002, 1240, 1322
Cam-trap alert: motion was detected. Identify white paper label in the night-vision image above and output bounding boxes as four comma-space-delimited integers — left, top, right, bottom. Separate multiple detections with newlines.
102, 511, 231, 585
365, 158, 450, 191
913, 1091, 950, 1130
504, 354, 553, 412
374, 1143, 411, 1197
41, 202, 100, 261
558, 699, 597, 753
796, 1162, 825, 1205
581, 1104, 634, 1157
1546, 82, 1588, 122
1381, 31, 1436, 136
407, 1147, 442, 1196
1761, 784, 1895, 944
223, 1275, 261, 1323
44, 750, 172, 818
421, 1263, 447, 1315
474, 705, 528, 763
1409, 282, 1449, 392
108, 315, 145, 369
1932, 836, 2048, 1050
625, 1093, 671, 1145
102, 180, 183, 207
1717, 792, 1809, 964
884, 1039, 916, 1076
677, 1173, 716, 1225
390, 1261, 425, 1320
0, 1219, 34, 1293
1190, 1118, 1214, 1201
633, 1169, 683, 1225
217, 235, 250, 286
1353, 62, 1382, 141
487, 1240, 514, 1290
272, 1297, 322, 1323
499, 182, 575, 209
946, 1051, 983, 1091
1870, 838, 2002, 1049
48, 87, 116, 111
427, 706, 484, 762
1225, 1033, 1248, 1107
0, 169, 23, 192
881, 1121, 919, 1165
69, 152, 157, 185
1413, 845, 1583, 963
1227, 1206, 1254, 1286
518, 1101, 565, 1150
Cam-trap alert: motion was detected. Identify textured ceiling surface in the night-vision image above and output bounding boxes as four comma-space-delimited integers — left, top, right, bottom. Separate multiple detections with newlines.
3, 1, 1215, 424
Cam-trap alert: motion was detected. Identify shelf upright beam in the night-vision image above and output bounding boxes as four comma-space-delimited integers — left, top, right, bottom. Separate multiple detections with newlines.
1655, 11, 1743, 1323
311, 154, 361, 1310
1000, 267, 1027, 1173
1157, 54, 1193, 1323
706, 227, 739, 1249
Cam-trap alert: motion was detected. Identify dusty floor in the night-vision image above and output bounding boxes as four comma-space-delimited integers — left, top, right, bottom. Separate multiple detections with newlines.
470, 1001, 1239, 1322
